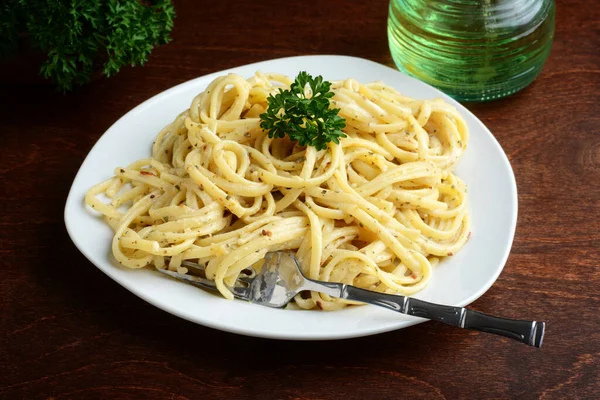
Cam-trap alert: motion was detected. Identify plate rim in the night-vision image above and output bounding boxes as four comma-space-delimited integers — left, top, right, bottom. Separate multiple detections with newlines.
64, 54, 518, 340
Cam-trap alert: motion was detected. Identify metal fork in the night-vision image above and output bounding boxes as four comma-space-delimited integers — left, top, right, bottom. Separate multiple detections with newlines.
159, 251, 545, 347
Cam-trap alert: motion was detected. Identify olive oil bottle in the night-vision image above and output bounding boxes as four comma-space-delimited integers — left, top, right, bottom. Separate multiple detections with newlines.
388, 0, 555, 101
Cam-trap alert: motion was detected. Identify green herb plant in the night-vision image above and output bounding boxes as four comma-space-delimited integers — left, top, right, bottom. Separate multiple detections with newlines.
0, 0, 175, 91
260, 72, 346, 151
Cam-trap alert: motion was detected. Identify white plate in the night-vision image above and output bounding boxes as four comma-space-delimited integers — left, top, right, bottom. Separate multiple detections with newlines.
65, 55, 517, 340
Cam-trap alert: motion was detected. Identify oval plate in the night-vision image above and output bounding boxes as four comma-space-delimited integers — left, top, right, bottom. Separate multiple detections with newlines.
64, 55, 517, 340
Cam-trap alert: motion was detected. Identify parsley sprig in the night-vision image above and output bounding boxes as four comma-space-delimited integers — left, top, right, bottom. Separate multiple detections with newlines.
260, 71, 346, 151
0, 0, 175, 92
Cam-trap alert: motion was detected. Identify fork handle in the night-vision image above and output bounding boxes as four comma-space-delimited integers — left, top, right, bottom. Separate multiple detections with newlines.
339, 285, 545, 347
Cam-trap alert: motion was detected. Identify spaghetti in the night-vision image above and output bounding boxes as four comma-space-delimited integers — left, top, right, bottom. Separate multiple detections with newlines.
86, 72, 470, 310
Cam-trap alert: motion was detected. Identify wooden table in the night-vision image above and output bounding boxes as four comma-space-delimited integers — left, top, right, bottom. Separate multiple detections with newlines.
2, 0, 599, 398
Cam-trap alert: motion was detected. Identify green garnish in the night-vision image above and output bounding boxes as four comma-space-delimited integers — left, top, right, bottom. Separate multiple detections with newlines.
260, 71, 346, 151
0, 0, 175, 92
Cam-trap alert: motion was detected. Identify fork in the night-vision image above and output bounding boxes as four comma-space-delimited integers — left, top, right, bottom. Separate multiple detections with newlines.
159, 251, 545, 347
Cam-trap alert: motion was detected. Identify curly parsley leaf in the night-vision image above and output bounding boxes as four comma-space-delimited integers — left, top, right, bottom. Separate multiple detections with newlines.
260, 71, 346, 151
0, 0, 175, 92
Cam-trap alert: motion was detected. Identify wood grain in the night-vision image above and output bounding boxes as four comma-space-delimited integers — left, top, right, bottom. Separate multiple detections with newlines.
1, 0, 599, 399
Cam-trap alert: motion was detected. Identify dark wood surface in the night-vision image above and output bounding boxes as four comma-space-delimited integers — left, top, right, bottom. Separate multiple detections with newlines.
2, 0, 599, 399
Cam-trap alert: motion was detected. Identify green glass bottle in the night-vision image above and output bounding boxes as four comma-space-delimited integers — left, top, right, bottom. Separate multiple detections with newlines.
388, 0, 555, 102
